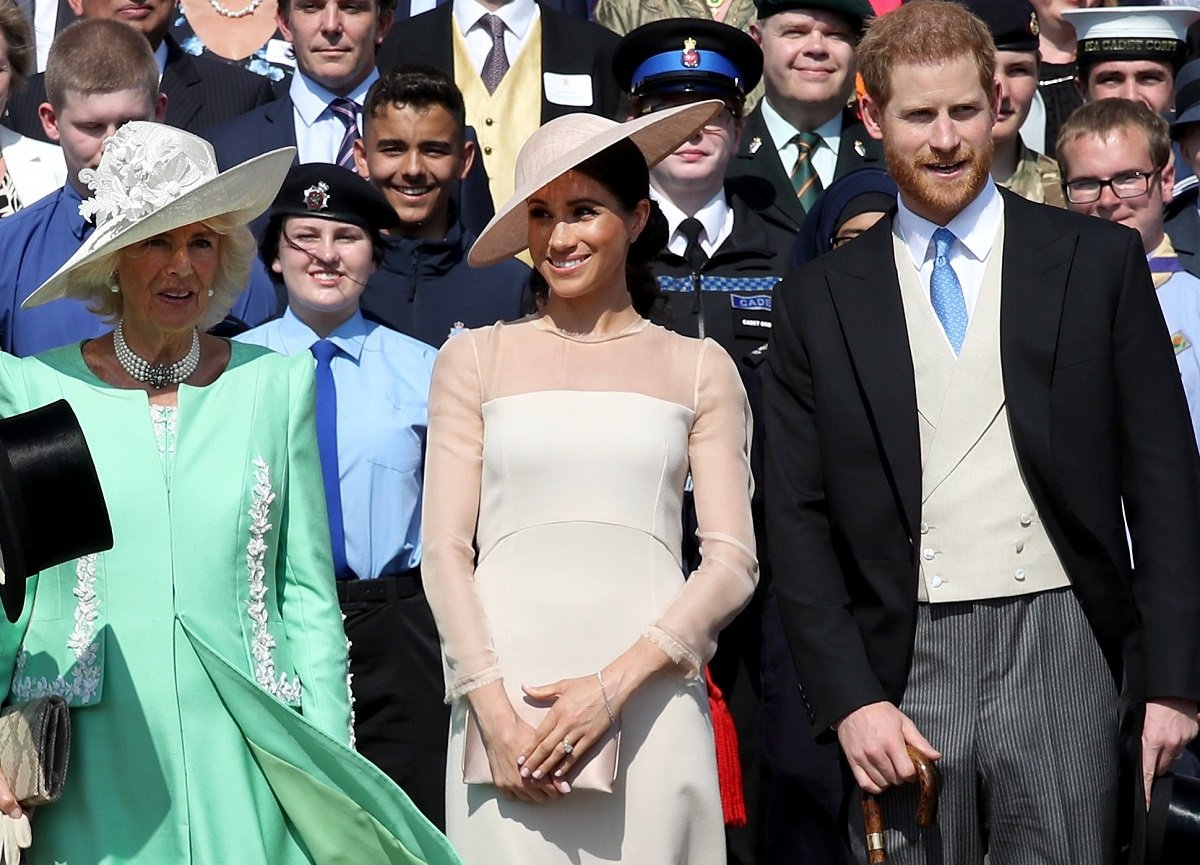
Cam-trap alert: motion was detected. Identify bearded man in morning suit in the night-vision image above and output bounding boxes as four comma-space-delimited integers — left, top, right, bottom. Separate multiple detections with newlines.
764, 1, 1200, 863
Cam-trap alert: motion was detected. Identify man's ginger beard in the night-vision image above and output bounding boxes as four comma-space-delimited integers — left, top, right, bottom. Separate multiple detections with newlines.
884, 134, 994, 221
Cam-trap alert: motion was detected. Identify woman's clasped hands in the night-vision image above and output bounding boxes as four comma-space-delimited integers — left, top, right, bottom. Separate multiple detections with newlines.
518, 672, 616, 793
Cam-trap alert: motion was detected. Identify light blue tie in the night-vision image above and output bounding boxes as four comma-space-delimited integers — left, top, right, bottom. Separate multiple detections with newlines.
930, 227, 968, 354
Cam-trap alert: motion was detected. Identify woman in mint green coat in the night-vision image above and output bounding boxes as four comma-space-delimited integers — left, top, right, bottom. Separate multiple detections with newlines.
0, 122, 461, 865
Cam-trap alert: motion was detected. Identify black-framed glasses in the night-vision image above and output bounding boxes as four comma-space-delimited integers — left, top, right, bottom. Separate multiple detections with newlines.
1063, 169, 1162, 205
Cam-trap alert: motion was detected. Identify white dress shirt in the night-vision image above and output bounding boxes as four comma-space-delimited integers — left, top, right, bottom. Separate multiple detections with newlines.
895, 180, 1004, 339
453, 0, 539, 76
759, 96, 843, 189
289, 69, 380, 165
652, 188, 735, 259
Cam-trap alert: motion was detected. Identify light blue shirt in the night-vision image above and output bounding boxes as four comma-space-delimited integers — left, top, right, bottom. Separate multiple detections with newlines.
237, 308, 437, 578
1154, 269, 1200, 450
288, 68, 380, 165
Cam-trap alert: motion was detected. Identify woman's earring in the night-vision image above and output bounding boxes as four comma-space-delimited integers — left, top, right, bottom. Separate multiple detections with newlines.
207, 289, 214, 297
108, 271, 120, 294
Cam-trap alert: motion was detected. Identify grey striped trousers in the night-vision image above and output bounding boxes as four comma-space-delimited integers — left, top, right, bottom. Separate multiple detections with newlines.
849, 588, 1120, 865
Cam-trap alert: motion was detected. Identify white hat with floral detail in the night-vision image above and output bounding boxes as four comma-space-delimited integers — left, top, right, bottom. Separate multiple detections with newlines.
22, 121, 295, 309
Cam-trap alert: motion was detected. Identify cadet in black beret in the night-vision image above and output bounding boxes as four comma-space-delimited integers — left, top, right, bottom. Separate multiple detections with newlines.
261, 163, 400, 265
959, 0, 1065, 207
237, 161, 449, 830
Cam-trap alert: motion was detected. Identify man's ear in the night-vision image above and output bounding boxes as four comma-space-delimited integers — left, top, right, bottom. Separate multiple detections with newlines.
38, 103, 60, 143
458, 138, 476, 182
1163, 151, 1177, 206
154, 92, 168, 121
860, 92, 885, 141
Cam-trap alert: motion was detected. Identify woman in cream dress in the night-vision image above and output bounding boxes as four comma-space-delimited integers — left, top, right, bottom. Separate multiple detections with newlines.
422, 102, 758, 864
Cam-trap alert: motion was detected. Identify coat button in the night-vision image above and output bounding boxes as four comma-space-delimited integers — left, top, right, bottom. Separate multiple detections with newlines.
922, 548, 935, 561
484, 145, 493, 155
1015, 541, 1024, 554
1019, 513, 1032, 527
930, 576, 943, 588
1014, 568, 1026, 581
485, 117, 494, 126
919, 521, 929, 534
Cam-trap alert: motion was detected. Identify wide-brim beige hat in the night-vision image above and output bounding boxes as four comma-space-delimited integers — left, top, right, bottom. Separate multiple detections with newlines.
24, 121, 295, 309
468, 100, 724, 267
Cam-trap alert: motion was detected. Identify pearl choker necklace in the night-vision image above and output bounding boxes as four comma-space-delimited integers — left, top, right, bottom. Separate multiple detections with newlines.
114, 321, 201, 389
208, 0, 266, 18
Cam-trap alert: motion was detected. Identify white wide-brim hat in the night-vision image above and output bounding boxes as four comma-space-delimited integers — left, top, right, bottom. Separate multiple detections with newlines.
23, 121, 296, 309
468, 100, 724, 267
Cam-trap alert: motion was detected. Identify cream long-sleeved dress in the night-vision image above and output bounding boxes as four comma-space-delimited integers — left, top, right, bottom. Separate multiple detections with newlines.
422, 315, 758, 865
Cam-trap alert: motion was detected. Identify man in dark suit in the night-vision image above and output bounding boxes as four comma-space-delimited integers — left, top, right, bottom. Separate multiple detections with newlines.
765, 2, 1200, 863
394, 0, 589, 19
727, 0, 881, 235
377, 0, 620, 209
4, 0, 273, 140
206, 0, 493, 236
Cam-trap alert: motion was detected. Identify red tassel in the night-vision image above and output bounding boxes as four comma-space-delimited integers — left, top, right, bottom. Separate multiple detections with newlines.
706, 666, 747, 827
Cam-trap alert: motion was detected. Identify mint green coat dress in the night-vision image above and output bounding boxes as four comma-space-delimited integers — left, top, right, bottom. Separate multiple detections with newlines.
0, 342, 461, 865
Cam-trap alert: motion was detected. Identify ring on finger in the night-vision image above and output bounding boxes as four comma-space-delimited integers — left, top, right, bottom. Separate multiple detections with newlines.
561, 739, 575, 755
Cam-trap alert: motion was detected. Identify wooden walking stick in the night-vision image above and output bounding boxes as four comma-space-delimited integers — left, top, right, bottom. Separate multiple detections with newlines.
860, 746, 940, 864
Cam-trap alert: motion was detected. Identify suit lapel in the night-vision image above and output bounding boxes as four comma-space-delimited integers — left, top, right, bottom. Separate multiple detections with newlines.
267, 95, 300, 153
732, 107, 806, 231
826, 216, 923, 538
998, 191, 1076, 466
833, 109, 883, 178
162, 36, 204, 132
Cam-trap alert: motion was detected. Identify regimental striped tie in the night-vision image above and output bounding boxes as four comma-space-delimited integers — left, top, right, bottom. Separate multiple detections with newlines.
789, 131, 824, 211
329, 97, 360, 171
481, 13, 510, 94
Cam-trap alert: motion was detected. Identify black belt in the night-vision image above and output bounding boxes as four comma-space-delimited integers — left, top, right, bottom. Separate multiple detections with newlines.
336, 567, 422, 603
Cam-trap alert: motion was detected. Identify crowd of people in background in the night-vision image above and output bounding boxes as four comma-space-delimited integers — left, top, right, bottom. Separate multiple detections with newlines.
1, 0, 1200, 862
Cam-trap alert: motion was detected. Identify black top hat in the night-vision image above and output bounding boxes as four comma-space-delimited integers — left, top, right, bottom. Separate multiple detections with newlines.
0, 400, 113, 622
613, 19, 764, 105
958, 0, 1040, 53
1148, 771, 1200, 865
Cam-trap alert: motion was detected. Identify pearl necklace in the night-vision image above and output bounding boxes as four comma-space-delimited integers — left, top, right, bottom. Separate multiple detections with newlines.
114, 321, 201, 389
207, 0, 265, 19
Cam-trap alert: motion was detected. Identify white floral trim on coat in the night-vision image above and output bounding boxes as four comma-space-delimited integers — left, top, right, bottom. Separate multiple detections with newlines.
246, 457, 302, 705
11, 555, 102, 703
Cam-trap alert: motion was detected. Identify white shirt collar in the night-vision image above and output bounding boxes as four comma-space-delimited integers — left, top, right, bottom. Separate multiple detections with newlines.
896, 180, 1003, 267
289, 68, 380, 127
653, 187, 733, 257
454, 0, 537, 39
759, 96, 844, 154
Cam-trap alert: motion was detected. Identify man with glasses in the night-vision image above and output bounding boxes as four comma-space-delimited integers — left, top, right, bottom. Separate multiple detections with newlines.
1058, 97, 1200, 445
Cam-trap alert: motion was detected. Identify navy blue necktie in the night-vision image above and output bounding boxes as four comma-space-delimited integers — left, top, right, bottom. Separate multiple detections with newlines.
311, 340, 352, 579
930, 227, 968, 354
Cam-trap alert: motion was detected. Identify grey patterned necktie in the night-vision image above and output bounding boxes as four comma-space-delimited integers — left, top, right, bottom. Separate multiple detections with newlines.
481, 14, 509, 94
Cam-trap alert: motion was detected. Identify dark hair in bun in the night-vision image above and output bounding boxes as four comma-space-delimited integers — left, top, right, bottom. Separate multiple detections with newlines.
528, 138, 663, 317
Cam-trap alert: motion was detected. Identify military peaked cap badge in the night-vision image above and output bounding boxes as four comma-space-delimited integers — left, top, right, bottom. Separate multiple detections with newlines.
682, 37, 700, 68
303, 181, 330, 212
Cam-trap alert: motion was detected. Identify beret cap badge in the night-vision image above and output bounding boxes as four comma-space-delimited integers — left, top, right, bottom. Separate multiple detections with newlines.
682, 37, 701, 69
1029, 11, 1039, 36
303, 181, 330, 212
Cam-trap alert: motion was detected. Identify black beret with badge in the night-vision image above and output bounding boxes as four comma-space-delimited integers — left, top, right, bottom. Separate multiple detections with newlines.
269, 163, 400, 235
752, 0, 875, 33
613, 19, 763, 104
957, 0, 1039, 53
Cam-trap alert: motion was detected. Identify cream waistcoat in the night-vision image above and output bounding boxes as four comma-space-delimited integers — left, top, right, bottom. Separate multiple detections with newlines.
894, 223, 1070, 602
454, 19, 543, 211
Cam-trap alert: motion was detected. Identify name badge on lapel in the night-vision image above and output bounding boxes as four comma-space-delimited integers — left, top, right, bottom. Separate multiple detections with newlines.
544, 73, 594, 107
1173, 331, 1192, 354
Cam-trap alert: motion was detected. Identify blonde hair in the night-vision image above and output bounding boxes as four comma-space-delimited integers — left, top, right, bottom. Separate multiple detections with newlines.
858, 0, 994, 108
64, 217, 258, 331
44, 19, 158, 110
